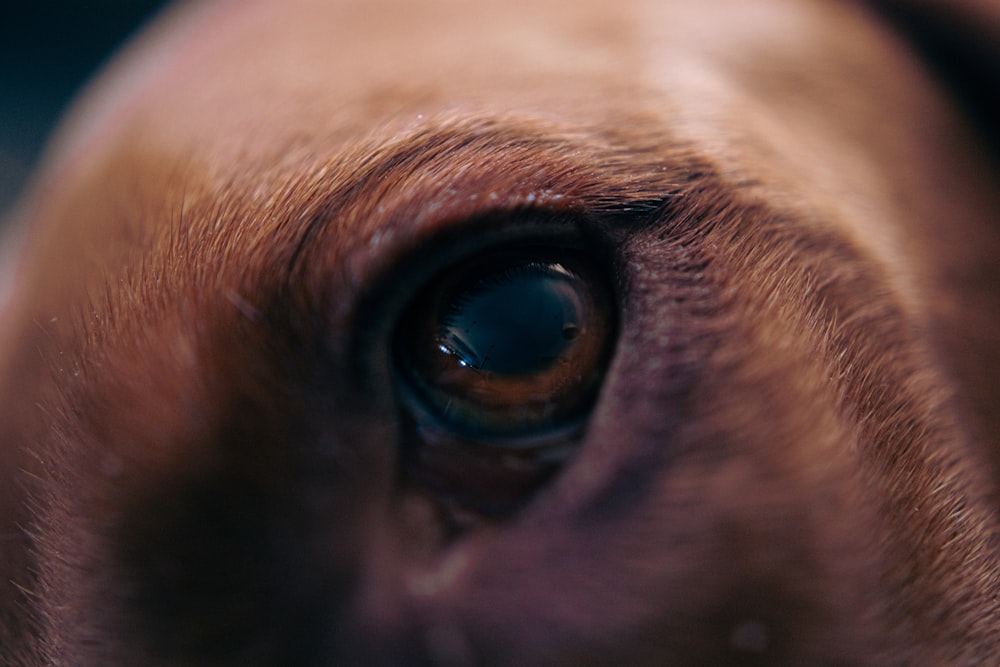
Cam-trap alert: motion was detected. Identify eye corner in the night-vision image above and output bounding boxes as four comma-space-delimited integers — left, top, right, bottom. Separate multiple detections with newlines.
395, 399, 584, 521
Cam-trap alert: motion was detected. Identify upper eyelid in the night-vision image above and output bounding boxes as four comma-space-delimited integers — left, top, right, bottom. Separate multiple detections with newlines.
280, 113, 693, 278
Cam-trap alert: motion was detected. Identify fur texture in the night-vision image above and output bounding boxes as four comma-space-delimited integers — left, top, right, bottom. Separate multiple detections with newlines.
2, 0, 1000, 664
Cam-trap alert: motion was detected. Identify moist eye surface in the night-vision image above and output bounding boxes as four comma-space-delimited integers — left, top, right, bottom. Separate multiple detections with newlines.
437, 261, 586, 375
393, 243, 616, 440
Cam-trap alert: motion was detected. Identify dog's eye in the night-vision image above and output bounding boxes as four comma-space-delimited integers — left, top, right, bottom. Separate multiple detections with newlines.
392, 243, 616, 516
395, 245, 615, 437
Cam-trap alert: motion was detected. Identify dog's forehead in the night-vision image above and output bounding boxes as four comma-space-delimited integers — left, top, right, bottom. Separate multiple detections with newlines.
45, 0, 906, 185
25, 0, 937, 309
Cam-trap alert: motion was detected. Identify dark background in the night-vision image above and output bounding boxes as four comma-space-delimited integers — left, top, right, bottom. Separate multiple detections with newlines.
1, 0, 169, 215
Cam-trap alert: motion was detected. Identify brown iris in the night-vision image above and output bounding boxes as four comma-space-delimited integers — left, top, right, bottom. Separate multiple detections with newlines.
394, 244, 615, 441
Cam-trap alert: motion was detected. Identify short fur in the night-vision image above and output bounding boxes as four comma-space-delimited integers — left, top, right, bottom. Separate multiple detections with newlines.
2, 0, 1000, 664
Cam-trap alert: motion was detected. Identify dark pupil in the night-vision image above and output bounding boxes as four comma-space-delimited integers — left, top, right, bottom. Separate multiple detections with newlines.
437, 263, 583, 375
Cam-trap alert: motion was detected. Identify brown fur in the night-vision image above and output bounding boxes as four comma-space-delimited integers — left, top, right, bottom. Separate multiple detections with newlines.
2, 0, 1000, 664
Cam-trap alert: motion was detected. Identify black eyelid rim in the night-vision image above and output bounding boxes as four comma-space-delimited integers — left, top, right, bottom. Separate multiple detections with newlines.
394, 374, 590, 454
349, 207, 621, 388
